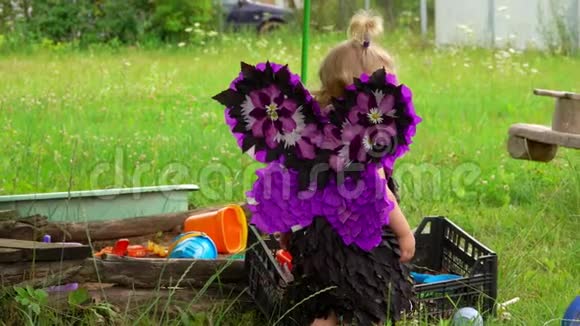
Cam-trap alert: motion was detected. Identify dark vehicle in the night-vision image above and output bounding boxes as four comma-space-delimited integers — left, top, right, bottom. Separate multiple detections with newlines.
221, 0, 294, 33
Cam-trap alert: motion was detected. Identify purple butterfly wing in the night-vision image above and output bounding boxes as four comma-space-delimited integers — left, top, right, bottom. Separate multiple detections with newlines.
329, 68, 422, 172
213, 61, 322, 164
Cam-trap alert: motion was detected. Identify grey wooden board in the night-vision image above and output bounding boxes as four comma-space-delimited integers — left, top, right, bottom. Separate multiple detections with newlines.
509, 123, 580, 149
0, 239, 92, 262
534, 89, 580, 100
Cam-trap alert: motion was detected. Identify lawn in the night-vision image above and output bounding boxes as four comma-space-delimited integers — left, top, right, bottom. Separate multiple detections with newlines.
0, 31, 579, 324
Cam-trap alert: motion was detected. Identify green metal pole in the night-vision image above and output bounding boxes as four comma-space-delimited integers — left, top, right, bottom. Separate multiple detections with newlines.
301, 0, 311, 84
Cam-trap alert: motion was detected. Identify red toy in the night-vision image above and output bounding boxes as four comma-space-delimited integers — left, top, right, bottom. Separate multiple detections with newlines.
276, 249, 293, 271
127, 245, 147, 257
111, 239, 129, 256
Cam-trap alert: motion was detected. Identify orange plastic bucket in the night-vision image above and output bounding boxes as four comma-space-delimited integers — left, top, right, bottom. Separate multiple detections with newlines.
183, 204, 248, 254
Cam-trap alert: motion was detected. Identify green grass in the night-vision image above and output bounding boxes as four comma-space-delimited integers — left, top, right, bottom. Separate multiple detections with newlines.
0, 31, 579, 324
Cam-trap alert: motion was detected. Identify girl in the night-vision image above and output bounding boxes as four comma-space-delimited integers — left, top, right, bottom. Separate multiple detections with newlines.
278, 11, 416, 325
213, 10, 420, 326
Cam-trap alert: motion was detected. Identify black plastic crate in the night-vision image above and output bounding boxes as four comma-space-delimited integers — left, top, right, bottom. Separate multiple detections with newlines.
412, 216, 498, 319
245, 216, 498, 323
245, 227, 298, 325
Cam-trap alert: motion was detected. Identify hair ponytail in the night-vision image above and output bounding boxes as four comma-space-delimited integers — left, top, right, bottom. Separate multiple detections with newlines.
316, 11, 394, 108
347, 11, 384, 48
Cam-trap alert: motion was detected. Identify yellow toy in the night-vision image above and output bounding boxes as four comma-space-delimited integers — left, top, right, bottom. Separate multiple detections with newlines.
147, 241, 168, 257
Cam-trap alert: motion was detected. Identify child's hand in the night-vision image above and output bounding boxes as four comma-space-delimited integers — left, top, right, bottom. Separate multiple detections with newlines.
398, 231, 415, 263
274, 232, 291, 250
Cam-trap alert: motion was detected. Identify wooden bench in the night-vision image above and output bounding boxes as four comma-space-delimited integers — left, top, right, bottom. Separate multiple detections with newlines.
507, 89, 580, 162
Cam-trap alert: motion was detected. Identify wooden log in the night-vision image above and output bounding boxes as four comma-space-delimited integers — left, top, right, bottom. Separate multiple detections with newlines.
49, 203, 248, 243
509, 123, 580, 149
0, 204, 244, 243
0, 259, 85, 287
553, 98, 580, 134
46, 284, 250, 315
0, 248, 23, 263
69, 256, 247, 289
0, 215, 49, 241
43, 210, 197, 243
507, 134, 558, 162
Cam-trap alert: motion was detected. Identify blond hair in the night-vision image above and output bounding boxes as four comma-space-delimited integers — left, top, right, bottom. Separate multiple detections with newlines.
316, 11, 395, 107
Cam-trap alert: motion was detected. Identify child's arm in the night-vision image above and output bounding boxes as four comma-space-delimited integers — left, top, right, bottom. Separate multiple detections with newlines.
379, 169, 416, 263
386, 187, 415, 262
275, 231, 292, 250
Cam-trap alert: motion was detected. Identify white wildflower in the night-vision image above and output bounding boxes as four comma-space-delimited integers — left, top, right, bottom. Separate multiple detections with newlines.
367, 108, 384, 124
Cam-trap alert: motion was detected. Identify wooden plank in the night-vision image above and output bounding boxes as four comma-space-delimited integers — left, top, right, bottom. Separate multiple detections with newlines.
0, 238, 78, 250
534, 89, 580, 100
509, 123, 580, 149
70, 256, 247, 289
0, 239, 91, 262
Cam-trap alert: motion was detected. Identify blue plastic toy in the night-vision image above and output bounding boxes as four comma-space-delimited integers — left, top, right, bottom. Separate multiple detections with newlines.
563, 296, 580, 326
452, 307, 484, 326
411, 272, 462, 284
169, 233, 218, 259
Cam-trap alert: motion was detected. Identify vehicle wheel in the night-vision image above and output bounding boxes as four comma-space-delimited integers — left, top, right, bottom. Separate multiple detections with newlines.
258, 20, 283, 34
